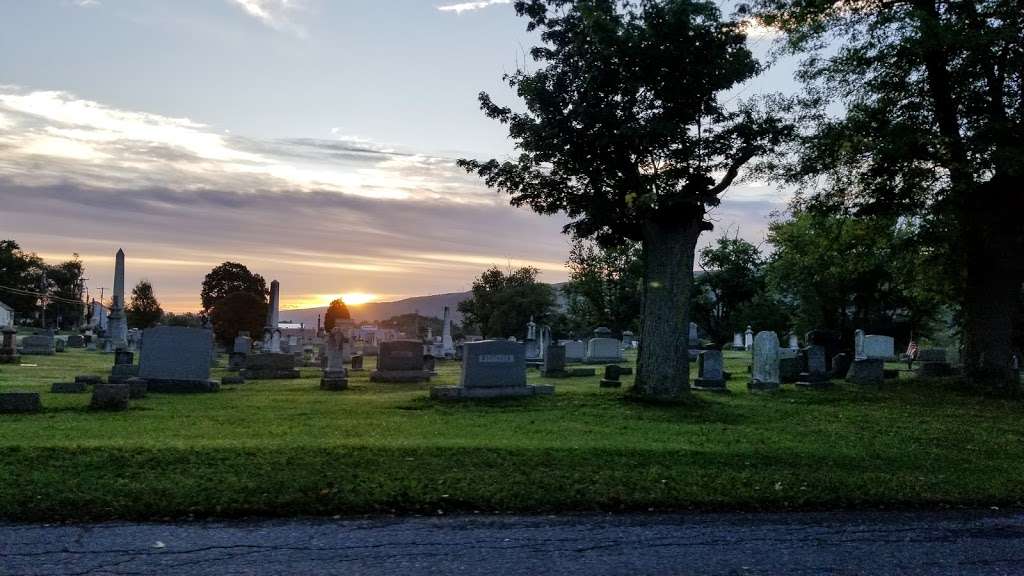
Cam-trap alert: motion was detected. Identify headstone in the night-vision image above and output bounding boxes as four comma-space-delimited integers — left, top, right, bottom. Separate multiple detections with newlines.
846, 358, 884, 385
779, 348, 801, 384
585, 337, 622, 364
831, 353, 852, 379
563, 341, 585, 362
733, 332, 744, 350
0, 392, 42, 413
242, 353, 300, 380
749, 331, 781, 392
370, 340, 431, 382
66, 334, 85, 348
787, 332, 799, 350
542, 344, 567, 377
600, 364, 625, 388
320, 329, 349, 391
75, 374, 103, 386
109, 348, 138, 383
688, 322, 699, 348
107, 249, 128, 350
796, 345, 830, 388
622, 331, 635, 349
693, 350, 727, 391
233, 335, 252, 354
744, 326, 754, 351
854, 329, 866, 359
90, 383, 129, 411
423, 354, 437, 373
915, 348, 952, 377
19, 334, 55, 356
431, 340, 553, 399
350, 354, 364, 371
136, 326, 219, 392
863, 335, 895, 360
806, 329, 842, 371
51, 381, 87, 394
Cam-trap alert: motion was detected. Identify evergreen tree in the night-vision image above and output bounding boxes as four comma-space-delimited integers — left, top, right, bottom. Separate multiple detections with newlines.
126, 280, 164, 329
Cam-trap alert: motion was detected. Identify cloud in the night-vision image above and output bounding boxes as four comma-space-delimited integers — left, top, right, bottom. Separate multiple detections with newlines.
436, 0, 511, 14
227, 0, 305, 35
73, 0, 101, 7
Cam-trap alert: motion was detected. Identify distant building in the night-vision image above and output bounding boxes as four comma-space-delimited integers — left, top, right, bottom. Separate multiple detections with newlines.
0, 300, 13, 328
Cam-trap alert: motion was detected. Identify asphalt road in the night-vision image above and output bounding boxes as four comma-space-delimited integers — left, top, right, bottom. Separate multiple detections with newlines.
3, 511, 1024, 575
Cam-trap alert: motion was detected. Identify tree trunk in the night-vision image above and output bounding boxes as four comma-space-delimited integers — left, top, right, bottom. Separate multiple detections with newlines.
633, 218, 702, 402
960, 178, 1023, 393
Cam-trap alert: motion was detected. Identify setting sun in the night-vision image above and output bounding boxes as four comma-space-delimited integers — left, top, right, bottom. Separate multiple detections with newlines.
338, 292, 378, 306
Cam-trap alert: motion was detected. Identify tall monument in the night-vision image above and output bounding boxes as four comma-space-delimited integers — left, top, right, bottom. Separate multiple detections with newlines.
441, 306, 455, 358
264, 280, 281, 353
107, 249, 128, 349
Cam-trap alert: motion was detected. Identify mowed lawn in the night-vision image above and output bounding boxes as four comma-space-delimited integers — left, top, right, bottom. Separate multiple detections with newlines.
1, 347, 1022, 520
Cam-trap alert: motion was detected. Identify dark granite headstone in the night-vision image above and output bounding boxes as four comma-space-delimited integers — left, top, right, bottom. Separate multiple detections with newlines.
350, 354, 364, 371
241, 353, 300, 380
600, 364, 624, 388
847, 358, 884, 385
693, 350, 727, 391
137, 326, 219, 392
0, 392, 42, 413
20, 334, 55, 356
371, 340, 430, 383
797, 345, 830, 388
51, 381, 87, 394
66, 334, 85, 348
831, 353, 852, 379
805, 329, 842, 371
90, 383, 129, 411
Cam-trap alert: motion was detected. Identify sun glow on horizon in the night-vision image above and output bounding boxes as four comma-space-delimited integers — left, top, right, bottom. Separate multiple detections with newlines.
281, 292, 383, 310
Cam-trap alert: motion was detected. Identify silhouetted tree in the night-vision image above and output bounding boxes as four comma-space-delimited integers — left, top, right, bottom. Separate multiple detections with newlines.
324, 298, 351, 332
201, 262, 268, 313
209, 291, 267, 347
126, 280, 163, 329
458, 267, 556, 339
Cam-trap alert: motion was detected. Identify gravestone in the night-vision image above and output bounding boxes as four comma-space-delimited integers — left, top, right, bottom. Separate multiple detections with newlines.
805, 329, 842, 371
51, 381, 87, 394
863, 335, 895, 360
796, 345, 830, 388
600, 364, 626, 388
431, 340, 553, 400
732, 332, 744, 350
136, 326, 219, 392
688, 322, 700, 348
320, 329, 349, 391
75, 374, 103, 386
779, 348, 801, 384
109, 348, 138, 384
66, 334, 85, 348
831, 353, 852, 379
1, 327, 20, 364
20, 334, 55, 356
542, 344, 596, 378
916, 348, 952, 377
744, 326, 754, 351
54, 338, 66, 353
749, 331, 781, 392
585, 337, 622, 364
847, 358, 884, 385
787, 332, 799, 350
107, 249, 128, 350
693, 350, 727, 392
854, 329, 866, 359
622, 331, 635, 349
242, 353, 300, 380
563, 341, 585, 362
90, 383, 129, 411
350, 354, 364, 371
370, 340, 431, 383
230, 334, 252, 371
0, 392, 41, 413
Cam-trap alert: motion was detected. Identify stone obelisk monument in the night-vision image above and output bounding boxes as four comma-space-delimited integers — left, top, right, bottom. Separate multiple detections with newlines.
264, 280, 281, 353
441, 306, 455, 358
107, 249, 128, 350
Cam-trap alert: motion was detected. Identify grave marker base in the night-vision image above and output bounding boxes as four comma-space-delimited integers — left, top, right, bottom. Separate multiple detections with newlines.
430, 384, 554, 400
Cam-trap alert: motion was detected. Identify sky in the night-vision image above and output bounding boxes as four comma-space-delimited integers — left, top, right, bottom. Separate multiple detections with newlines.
0, 0, 797, 312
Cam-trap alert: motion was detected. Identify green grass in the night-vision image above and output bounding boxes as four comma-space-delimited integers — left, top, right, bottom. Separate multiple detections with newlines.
1, 347, 1022, 520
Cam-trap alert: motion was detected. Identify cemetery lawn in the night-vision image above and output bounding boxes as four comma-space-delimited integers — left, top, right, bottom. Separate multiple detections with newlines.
1, 349, 1023, 521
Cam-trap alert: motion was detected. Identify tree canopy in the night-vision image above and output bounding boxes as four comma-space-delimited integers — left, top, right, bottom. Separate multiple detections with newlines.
126, 280, 163, 329
458, 266, 556, 339
200, 262, 268, 313
324, 298, 352, 332
209, 291, 267, 347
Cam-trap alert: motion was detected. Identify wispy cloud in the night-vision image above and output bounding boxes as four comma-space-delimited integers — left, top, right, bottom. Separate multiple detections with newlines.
436, 0, 511, 14
228, 0, 305, 35
72, 0, 101, 7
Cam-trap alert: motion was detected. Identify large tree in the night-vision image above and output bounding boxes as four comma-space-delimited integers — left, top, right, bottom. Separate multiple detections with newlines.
0, 240, 45, 319
200, 262, 268, 313
126, 280, 164, 329
43, 256, 86, 330
752, 0, 1024, 389
209, 291, 266, 347
458, 267, 556, 339
692, 234, 767, 343
460, 0, 789, 401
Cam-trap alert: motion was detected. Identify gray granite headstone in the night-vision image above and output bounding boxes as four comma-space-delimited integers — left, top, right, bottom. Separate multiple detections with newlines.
542, 344, 567, 376
377, 340, 425, 372
796, 345, 830, 388
863, 335, 895, 360
693, 350, 726, 391
20, 334, 55, 356
137, 326, 218, 392
0, 392, 42, 413
749, 331, 781, 392
431, 340, 553, 399
585, 337, 622, 363
563, 341, 585, 362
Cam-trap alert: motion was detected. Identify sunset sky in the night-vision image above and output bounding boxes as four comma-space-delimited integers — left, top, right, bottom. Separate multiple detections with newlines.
0, 0, 797, 312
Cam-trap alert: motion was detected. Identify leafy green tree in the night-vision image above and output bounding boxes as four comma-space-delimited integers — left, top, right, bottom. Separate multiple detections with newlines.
209, 291, 266, 347
752, 0, 1024, 387
563, 240, 643, 336
765, 210, 942, 347
0, 240, 45, 319
458, 267, 556, 339
200, 262, 268, 314
43, 255, 86, 330
692, 234, 768, 344
324, 298, 352, 332
126, 280, 163, 329
162, 312, 203, 328
460, 0, 790, 401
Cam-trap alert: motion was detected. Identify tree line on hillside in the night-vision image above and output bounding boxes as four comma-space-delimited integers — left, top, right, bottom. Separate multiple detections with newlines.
456, 0, 1023, 399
